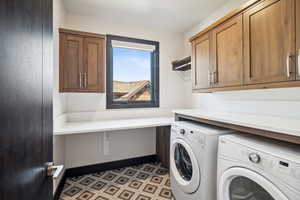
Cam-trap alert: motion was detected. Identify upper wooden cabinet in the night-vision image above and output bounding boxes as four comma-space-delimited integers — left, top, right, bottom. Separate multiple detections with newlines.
296, 0, 300, 80
84, 38, 105, 92
190, 0, 300, 93
243, 0, 296, 84
60, 34, 84, 92
59, 29, 105, 93
191, 33, 212, 89
212, 15, 243, 88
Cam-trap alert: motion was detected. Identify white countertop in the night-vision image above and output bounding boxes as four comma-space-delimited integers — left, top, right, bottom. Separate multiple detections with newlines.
54, 110, 300, 138
54, 117, 174, 136
173, 109, 300, 137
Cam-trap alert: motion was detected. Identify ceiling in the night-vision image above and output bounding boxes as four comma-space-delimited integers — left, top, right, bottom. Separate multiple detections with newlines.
63, 0, 228, 33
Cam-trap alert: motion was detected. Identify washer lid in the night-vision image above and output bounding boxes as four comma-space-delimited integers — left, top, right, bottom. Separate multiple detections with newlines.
219, 167, 289, 200
170, 138, 201, 194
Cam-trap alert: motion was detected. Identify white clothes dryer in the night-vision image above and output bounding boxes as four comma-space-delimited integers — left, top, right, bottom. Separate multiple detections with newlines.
170, 121, 234, 200
217, 134, 300, 200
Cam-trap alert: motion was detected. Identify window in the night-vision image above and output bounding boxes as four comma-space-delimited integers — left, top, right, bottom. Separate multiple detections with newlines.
106, 35, 159, 109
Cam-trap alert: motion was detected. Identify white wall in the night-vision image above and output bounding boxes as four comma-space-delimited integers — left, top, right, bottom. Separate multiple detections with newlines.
63, 13, 186, 114
183, 0, 300, 119
52, 11, 187, 171
53, 0, 66, 192
65, 128, 156, 168
53, 135, 65, 191
53, 1, 66, 120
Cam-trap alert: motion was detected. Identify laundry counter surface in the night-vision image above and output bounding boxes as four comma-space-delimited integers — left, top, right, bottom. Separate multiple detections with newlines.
174, 109, 300, 138
54, 117, 174, 135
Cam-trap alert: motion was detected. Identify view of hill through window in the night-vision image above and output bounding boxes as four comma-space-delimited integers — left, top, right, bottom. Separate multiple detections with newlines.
113, 47, 152, 102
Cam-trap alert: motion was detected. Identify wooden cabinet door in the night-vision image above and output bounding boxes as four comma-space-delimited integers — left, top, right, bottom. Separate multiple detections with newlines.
83, 38, 105, 92
296, 0, 300, 80
60, 34, 84, 92
192, 33, 212, 90
1, 0, 53, 199
243, 0, 296, 85
212, 15, 243, 87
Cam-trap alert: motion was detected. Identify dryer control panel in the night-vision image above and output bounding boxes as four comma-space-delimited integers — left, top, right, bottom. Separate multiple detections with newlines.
171, 123, 206, 148
219, 136, 300, 190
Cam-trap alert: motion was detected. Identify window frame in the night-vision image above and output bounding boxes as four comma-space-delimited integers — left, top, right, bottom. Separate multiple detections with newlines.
106, 35, 160, 109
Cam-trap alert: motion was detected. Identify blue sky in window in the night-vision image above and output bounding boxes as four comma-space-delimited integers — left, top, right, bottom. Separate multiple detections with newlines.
113, 47, 151, 82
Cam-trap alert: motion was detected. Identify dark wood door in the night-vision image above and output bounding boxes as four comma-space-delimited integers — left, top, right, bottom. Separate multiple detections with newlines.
192, 33, 212, 89
0, 0, 53, 200
84, 38, 105, 92
60, 34, 84, 92
212, 15, 243, 87
243, 0, 296, 84
296, 0, 300, 80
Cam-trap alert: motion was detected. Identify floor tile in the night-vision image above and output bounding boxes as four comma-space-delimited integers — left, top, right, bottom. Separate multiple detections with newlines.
60, 163, 172, 200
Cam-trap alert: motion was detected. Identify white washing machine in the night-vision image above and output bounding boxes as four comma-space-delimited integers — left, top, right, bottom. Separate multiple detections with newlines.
170, 121, 234, 200
217, 134, 300, 200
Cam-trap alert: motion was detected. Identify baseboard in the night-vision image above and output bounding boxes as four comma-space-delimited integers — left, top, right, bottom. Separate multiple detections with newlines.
53, 155, 158, 199
53, 171, 67, 200
65, 155, 158, 177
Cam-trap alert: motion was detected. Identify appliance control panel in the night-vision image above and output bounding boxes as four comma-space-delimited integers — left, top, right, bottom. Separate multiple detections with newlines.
171, 124, 206, 147
243, 148, 300, 180
219, 138, 300, 186
171, 125, 192, 137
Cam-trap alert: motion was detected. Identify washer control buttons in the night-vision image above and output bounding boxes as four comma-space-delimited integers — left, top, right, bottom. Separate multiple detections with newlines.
249, 153, 261, 164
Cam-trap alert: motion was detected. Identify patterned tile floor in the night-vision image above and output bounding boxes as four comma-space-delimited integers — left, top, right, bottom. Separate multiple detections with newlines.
59, 162, 172, 200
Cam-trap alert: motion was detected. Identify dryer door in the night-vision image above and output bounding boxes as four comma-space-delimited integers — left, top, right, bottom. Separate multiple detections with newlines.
170, 138, 200, 194
219, 167, 289, 200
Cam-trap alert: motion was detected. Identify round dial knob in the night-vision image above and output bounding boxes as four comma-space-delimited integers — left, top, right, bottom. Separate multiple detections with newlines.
249, 153, 261, 163
180, 129, 186, 135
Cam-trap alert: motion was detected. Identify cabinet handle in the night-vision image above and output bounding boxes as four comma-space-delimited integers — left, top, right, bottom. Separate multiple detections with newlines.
287, 53, 292, 78
214, 71, 218, 83
298, 49, 300, 76
209, 72, 214, 85
79, 72, 83, 88
84, 73, 87, 88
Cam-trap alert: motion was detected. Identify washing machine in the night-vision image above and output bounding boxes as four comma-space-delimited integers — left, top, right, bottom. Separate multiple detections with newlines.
170, 121, 234, 200
217, 134, 300, 200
